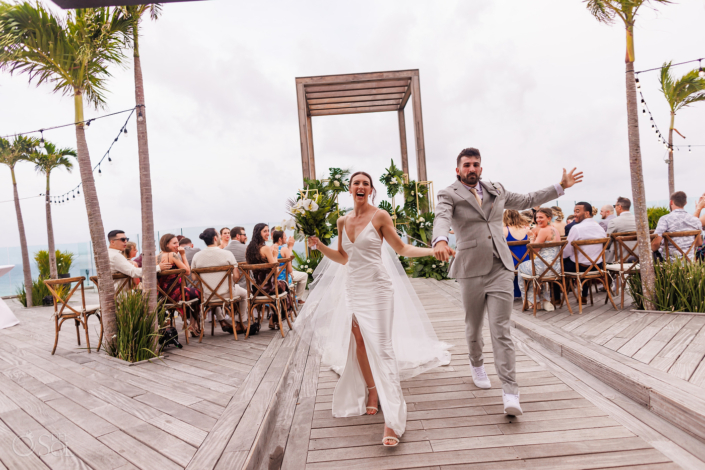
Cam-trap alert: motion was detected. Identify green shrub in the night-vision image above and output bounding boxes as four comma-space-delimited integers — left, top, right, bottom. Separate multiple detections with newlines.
34, 250, 75, 278
647, 207, 670, 230
627, 258, 705, 312
104, 290, 164, 363
15, 276, 67, 307
411, 256, 450, 281
292, 249, 323, 286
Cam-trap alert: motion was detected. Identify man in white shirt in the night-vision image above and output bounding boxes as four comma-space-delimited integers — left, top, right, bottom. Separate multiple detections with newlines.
562, 202, 607, 302
107, 230, 169, 287
652, 191, 702, 260
598, 205, 616, 232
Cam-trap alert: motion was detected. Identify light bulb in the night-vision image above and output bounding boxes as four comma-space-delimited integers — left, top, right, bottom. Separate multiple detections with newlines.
689, 147, 692, 153
39, 138, 44, 148
123, 128, 128, 134
700, 68, 705, 78
98, 166, 102, 175
137, 112, 144, 122
108, 156, 112, 164
86, 120, 91, 127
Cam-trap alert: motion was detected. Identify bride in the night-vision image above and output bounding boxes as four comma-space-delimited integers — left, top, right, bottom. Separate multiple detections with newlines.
304, 171, 451, 447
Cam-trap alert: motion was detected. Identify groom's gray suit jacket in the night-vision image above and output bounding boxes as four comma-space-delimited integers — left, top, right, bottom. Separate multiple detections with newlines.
433, 180, 560, 279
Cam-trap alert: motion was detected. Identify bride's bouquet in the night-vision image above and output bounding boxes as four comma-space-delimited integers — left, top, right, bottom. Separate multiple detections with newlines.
287, 187, 339, 247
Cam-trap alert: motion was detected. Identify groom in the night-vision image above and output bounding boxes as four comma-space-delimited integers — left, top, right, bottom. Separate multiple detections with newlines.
432, 147, 582, 415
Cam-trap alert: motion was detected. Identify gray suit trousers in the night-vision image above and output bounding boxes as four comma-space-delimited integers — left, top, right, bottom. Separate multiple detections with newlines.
457, 257, 518, 395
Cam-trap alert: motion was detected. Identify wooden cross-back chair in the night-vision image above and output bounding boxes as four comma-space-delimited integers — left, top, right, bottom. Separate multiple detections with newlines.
279, 256, 300, 318
507, 239, 530, 267
89, 273, 133, 298
191, 265, 241, 342
157, 268, 199, 345
605, 233, 656, 309
564, 238, 617, 314
44, 276, 102, 355
662, 230, 702, 262
240, 262, 292, 338
519, 241, 573, 316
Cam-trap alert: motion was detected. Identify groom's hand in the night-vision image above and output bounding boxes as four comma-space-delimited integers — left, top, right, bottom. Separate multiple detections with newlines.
433, 241, 455, 262
560, 167, 584, 189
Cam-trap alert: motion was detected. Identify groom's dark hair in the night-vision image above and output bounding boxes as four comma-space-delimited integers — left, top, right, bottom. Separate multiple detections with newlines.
457, 148, 481, 166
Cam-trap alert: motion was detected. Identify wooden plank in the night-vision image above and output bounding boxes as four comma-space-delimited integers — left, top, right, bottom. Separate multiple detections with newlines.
632, 314, 693, 364
45, 397, 117, 438
308, 93, 404, 105
296, 82, 311, 180
281, 397, 315, 470
310, 105, 400, 116
307, 114, 316, 179
398, 109, 409, 175
668, 320, 705, 381
602, 313, 660, 350
305, 86, 407, 99
98, 430, 182, 470
410, 75, 427, 181
301, 78, 411, 92
297, 70, 417, 84
618, 314, 677, 358
309, 99, 401, 110
649, 316, 705, 372
0, 412, 69, 470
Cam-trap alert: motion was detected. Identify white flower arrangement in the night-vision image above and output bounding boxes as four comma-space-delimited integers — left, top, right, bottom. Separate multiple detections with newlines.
432, 264, 437, 268
306, 268, 313, 274
302, 198, 319, 211
418, 217, 425, 223
306, 259, 311, 263
333, 181, 340, 187
411, 190, 415, 196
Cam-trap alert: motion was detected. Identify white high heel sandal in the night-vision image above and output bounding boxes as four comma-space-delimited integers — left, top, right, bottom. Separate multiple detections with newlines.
366, 385, 379, 415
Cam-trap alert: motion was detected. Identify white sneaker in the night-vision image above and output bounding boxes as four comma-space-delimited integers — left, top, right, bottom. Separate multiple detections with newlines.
542, 300, 555, 312
471, 365, 491, 389
503, 392, 523, 416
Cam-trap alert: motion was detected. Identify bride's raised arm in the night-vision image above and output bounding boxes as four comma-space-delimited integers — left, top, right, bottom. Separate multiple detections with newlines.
308, 217, 349, 265
378, 210, 434, 258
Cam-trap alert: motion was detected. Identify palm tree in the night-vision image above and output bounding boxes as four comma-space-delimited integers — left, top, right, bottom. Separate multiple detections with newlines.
0, 135, 37, 307
0, 3, 132, 344
29, 142, 76, 280
119, 4, 161, 314
585, 0, 671, 310
659, 62, 705, 196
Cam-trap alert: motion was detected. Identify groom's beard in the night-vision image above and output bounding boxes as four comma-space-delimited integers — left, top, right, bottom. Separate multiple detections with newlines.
458, 173, 479, 187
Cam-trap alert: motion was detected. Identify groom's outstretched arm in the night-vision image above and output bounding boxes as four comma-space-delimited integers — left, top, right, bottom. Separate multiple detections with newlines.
432, 189, 455, 261
504, 167, 583, 211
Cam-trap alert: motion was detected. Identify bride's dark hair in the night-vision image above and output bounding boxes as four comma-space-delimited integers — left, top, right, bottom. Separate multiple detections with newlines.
246, 223, 268, 264
349, 171, 377, 204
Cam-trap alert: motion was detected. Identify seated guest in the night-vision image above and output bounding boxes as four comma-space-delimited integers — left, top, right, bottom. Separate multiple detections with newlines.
271, 230, 307, 305
124, 241, 138, 265
606, 197, 637, 262
158, 233, 202, 337
179, 237, 201, 265
219, 227, 231, 249
652, 191, 703, 260
107, 230, 169, 286
191, 228, 249, 334
598, 205, 616, 231
564, 214, 577, 236
561, 202, 607, 303
694, 193, 705, 229
225, 226, 247, 289
246, 223, 293, 330
518, 208, 562, 311
550, 206, 566, 237
503, 210, 530, 299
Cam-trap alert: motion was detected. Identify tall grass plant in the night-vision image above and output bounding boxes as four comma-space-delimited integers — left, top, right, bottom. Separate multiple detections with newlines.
627, 258, 705, 312
104, 290, 164, 363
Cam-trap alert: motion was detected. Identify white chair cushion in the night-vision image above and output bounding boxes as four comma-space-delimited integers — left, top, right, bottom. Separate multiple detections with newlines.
253, 292, 288, 301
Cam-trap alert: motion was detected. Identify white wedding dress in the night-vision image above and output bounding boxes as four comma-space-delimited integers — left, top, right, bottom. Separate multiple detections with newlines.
295, 215, 451, 437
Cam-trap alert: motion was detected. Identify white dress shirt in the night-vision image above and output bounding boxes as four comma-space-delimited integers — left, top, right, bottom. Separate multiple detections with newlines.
563, 218, 607, 264
109, 248, 160, 278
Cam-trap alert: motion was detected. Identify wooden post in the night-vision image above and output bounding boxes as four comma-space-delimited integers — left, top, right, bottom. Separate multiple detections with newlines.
307, 115, 316, 180
397, 109, 409, 175
296, 82, 311, 181
410, 75, 427, 182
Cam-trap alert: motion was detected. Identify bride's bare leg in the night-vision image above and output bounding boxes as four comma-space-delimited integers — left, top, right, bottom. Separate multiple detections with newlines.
351, 321, 378, 415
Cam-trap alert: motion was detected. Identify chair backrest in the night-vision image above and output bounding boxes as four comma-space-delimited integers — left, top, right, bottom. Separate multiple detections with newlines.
90, 273, 132, 297
662, 230, 701, 261
526, 241, 567, 281
157, 268, 187, 307
506, 240, 529, 266
613, 233, 657, 269
570, 238, 610, 276
191, 265, 235, 306
240, 262, 281, 303
44, 276, 86, 318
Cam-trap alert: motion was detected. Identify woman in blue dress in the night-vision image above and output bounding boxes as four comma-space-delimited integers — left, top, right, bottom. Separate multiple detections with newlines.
503, 210, 530, 298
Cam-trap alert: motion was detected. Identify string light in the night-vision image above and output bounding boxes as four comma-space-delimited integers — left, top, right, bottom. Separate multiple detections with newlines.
39, 130, 45, 148
1, 106, 139, 139
699, 60, 704, 78
639, 89, 704, 155
137, 111, 144, 122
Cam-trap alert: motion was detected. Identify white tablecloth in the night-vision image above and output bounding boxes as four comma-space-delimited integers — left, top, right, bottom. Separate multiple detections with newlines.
0, 265, 20, 329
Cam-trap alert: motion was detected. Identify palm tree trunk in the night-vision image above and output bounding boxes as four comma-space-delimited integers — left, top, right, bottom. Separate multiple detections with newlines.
11, 168, 33, 308
45, 176, 58, 279
73, 89, 118, 345
667, 113, 675, 197
625, 60, 656, 310
132, 22, 158, 320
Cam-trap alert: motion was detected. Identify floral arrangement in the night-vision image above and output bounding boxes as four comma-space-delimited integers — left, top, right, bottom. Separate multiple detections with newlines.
379, 159, 405, 198
412, 255, 449, 281
292, 249, 323, 285
377, 200, 408, 226
406, 212, 435, 246
402, 180, 429, 215
324, 167, 350, 194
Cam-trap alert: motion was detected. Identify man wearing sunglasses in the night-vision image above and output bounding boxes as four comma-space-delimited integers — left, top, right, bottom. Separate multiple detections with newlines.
108, 230, 170, 283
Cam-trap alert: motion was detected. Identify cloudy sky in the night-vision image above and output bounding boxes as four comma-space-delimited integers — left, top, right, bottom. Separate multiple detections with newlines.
1, 0, 704, 249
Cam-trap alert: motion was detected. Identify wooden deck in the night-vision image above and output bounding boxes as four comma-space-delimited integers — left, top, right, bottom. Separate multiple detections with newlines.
1, 279, 702, 469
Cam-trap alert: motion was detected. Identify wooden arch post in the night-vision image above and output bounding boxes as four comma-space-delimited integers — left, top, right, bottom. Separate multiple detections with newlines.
295, 69, 427, 182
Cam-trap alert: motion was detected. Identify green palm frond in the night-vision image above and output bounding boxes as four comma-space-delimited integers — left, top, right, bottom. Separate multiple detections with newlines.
584, 0, 672, 25
30, 141, 76, 176
0, 135, 39, 169
0, 2, 131, 109
659, 62, 705, 114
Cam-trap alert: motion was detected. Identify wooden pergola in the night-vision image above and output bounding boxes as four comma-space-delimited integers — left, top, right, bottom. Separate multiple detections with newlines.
295, 69, 428, 182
